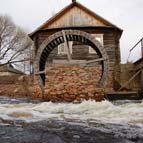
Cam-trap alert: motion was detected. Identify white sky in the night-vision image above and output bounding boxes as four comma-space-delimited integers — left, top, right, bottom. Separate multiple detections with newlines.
0, 0, 143, 63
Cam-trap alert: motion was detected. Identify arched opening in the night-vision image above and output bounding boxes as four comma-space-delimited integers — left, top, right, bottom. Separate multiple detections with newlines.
35, 30, 108, 89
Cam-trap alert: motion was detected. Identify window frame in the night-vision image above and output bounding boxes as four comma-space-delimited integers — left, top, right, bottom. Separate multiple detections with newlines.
89, 34, 104, 54
58, 41, 73, 55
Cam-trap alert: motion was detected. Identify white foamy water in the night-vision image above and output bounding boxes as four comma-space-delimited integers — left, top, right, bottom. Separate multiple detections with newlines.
0, 100, 143, 126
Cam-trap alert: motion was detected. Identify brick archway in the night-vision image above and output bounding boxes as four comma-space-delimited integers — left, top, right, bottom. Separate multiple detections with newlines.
34, 30, 109, 89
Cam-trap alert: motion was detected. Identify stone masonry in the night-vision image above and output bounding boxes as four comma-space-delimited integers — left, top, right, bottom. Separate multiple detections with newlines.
42, 64, 113, 102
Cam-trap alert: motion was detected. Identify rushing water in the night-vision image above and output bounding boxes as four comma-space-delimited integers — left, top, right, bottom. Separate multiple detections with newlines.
0, 96, 143, 142
0, 96, 143, 125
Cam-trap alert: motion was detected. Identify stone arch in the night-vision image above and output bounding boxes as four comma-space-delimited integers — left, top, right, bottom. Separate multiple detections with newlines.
34, 30, 109, 89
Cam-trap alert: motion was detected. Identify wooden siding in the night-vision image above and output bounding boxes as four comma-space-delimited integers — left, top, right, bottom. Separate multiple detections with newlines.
103, 33, 116, 63
43, 7, 106, 29
46, 44, 100, 64
35, 30, 120, 65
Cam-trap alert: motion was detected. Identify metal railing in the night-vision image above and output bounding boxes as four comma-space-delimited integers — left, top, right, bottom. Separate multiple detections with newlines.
127, 37, 143, 62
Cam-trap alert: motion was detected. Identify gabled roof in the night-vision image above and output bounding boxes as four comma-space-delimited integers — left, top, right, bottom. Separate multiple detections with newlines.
30, 1, 122, 36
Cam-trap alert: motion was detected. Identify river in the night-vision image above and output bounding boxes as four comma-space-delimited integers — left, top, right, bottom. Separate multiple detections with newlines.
0, 96, 143, 143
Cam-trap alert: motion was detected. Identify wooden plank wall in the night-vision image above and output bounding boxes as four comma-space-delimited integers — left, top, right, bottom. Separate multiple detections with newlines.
43, 7, 106, 29
36, 30, 120, 63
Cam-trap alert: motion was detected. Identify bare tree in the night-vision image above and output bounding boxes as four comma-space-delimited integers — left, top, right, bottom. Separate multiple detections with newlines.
0, 15, 33, 73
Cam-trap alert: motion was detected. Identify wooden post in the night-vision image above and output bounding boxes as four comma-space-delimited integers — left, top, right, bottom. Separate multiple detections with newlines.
62, 30, 72, 62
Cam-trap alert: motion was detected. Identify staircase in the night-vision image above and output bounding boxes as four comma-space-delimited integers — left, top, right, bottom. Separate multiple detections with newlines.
105, 37, 143, 101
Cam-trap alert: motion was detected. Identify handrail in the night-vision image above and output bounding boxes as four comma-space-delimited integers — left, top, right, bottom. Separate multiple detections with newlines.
130, 37, 143, 52
127, 37, 143, 62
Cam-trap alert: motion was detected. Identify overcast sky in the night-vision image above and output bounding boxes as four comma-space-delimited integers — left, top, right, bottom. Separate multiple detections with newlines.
0, 0, 143, 63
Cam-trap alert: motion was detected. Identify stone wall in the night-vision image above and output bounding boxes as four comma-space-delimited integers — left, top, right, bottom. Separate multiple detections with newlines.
0, 75, 21, 84
0, 75, 34, 97
43, 64, 114, 102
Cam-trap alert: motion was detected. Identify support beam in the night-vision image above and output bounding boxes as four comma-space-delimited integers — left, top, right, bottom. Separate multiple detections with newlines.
62, 30, 72, 62
85, 58, 105, 64
35, 70, 45, 75
52, 58, 105, 65
119, 70, 141, 91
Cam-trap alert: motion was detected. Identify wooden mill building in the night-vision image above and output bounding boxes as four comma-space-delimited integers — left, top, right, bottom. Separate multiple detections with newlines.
30, 0, 123, 101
